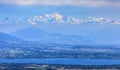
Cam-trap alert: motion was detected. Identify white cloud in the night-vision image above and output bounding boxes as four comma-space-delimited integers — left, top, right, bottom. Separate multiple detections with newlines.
0, 0, 120, 7
0, 0, 38, 5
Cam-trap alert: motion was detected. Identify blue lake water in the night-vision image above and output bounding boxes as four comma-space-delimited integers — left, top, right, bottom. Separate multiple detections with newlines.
0, 58, 120, 65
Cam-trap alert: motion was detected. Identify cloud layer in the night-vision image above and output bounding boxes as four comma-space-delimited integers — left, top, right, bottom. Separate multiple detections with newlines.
0, 0, 120, 7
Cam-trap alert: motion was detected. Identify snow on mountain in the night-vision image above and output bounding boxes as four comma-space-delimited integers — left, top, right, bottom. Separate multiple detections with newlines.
0, 12, 120, 25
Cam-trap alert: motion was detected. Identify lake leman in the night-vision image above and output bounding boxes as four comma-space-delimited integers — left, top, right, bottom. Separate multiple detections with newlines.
0, 58, 120, 65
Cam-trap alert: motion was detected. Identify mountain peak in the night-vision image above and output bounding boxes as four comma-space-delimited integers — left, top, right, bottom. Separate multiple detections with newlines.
11, 26, 48, 40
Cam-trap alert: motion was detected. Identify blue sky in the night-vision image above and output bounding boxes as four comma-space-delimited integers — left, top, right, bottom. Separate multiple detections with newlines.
0, 0, 120, 20
0, 0, 120, 35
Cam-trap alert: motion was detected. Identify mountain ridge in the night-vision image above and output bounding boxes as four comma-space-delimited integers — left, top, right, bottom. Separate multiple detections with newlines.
11, 26, 92, 45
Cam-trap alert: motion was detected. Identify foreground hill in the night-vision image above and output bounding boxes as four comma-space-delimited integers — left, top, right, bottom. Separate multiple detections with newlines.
0, 32, 41, 48
0, 32, 23, 46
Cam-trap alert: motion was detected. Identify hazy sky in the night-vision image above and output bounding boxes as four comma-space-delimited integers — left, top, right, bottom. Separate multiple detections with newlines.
0, 0, 120, 20
0, 0, 120, 34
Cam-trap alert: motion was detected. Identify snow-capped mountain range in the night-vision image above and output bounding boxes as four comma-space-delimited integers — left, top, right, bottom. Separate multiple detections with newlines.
0, 12, 120, 25
1, 13, 120, 44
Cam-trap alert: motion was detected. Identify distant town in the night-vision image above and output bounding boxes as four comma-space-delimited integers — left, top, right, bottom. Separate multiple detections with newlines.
0, 63, 120, 70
